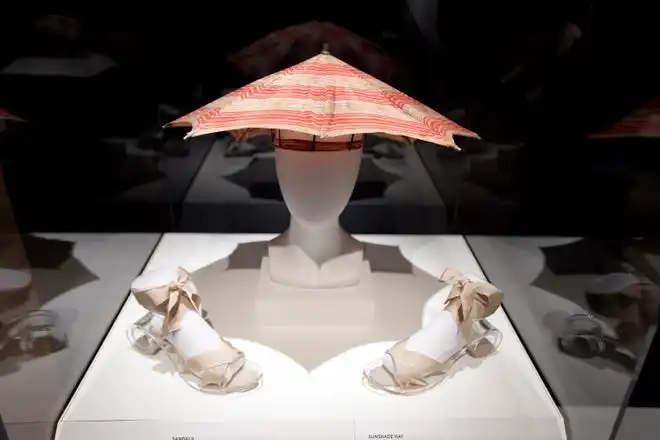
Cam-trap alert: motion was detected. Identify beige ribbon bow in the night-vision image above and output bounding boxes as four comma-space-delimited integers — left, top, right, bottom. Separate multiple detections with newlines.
133, 267, 202, 336
440, 269, 503, 328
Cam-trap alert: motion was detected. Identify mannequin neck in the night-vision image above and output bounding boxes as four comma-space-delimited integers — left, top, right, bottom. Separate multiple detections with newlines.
287, 217, 349, 265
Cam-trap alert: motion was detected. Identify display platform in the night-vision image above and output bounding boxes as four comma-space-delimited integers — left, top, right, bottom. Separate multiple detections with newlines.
56, 234, 565, 440
180, 137, 446, 233
0, 233, 160, 440
466, 236, 659, 440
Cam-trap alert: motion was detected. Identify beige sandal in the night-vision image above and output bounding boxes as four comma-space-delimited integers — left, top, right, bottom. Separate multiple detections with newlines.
127, 267, 262, 394
363, 269, 504, 395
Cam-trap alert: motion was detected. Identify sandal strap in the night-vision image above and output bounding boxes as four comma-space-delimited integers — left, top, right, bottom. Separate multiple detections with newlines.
384, 341, 444, 390
440, 269, 503, 340
133, 267, 202, 336
185, 342, 245, 388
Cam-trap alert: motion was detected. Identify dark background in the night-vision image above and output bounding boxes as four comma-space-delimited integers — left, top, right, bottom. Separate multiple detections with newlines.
1, 3, 658, 237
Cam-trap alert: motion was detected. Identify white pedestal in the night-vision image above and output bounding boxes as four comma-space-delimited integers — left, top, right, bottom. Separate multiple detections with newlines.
0, 233, 161, 440
56, 234, 565, 440
255, 258, 375, 327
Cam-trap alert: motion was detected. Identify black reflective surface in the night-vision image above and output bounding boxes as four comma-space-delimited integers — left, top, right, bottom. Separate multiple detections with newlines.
0, 3, 658, 440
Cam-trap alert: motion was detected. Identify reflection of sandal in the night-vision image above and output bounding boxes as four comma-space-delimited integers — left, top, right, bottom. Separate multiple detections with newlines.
0, 310, 67, 362
363, 269, 504, 395
585, 273, 642, 318
129, 267, 262, 394
558, 314, 637, 372
585, 273, 660, 343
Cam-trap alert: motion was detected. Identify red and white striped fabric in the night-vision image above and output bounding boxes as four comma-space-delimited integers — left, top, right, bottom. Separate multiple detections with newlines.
228, 21, 402, 84
169, 51, 478, 150
591, 95, 660, 139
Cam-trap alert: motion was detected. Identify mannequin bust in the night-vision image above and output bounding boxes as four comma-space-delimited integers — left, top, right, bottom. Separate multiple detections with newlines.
268, 131, 364, 289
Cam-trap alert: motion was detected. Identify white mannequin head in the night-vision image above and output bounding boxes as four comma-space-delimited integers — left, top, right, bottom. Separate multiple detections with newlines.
274, 131, 362, 227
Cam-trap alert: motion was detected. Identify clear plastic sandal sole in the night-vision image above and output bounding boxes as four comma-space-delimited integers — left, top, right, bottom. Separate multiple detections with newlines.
179, 367, 264, 395
126, 313, 162, 356
362, 366, 446, 396
363, 319, 502, 396
160, 338, 263, 395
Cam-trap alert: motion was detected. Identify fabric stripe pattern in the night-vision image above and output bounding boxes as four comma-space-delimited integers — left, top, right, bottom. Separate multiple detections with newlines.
168, 52, 478, 149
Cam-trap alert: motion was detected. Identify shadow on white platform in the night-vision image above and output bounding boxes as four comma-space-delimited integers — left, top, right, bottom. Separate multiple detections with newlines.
56, 234, 565, 440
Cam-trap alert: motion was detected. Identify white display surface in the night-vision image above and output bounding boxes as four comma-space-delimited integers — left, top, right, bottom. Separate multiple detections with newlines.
465, 236, 654, 440
56, 234, 565, 440
0, 233, 161, 440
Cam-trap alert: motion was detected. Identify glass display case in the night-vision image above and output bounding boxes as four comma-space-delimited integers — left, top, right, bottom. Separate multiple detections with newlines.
465, 236, 659, 440
1, 3, 658, 440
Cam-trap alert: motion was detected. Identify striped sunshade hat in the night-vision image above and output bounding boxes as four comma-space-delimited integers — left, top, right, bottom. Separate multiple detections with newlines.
167, 48, 478, 151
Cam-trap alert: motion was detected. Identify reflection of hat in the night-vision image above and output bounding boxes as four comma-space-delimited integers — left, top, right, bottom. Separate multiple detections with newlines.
590, 95, 660, 139
0, 109, 25, 122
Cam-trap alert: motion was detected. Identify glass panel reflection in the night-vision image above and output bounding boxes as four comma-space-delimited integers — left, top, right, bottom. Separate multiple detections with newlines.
466, 236, 660, 439
1, 4, 658, 440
